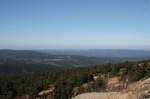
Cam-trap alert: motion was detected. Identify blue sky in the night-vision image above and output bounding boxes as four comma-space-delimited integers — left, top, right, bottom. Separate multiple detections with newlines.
0, 0, 150, 49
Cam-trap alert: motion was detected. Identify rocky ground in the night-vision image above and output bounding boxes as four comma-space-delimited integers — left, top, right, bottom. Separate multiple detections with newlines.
72, 92, 138, 99
72, 77, 150, 99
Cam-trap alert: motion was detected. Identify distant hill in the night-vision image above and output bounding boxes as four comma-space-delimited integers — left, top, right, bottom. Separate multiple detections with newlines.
0, 49, 149, 74
0, 49, 146, 66
39, 49, 150, 58
0, 49, 52, 59
0, 50, 63, 74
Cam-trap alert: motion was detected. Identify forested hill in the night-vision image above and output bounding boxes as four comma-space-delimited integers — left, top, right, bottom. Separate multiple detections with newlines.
0, 60, 150, 99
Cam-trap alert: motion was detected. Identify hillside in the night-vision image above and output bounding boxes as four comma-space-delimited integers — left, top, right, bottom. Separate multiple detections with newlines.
0, 60, 150, 99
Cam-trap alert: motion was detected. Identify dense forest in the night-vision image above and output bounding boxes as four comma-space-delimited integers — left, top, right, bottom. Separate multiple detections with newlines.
0, 60, 150, 99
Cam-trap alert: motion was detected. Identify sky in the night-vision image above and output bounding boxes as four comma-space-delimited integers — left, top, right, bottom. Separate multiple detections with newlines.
0, 0, 150, 49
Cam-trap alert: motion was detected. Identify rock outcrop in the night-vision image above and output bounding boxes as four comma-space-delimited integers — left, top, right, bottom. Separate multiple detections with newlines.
72, 77, 150, 99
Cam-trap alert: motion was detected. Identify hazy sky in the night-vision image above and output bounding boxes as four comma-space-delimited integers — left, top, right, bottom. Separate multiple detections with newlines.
0, 0, 150, 49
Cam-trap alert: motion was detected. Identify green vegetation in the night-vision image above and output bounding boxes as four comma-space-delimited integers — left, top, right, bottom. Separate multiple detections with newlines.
0, 60, 150, 99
